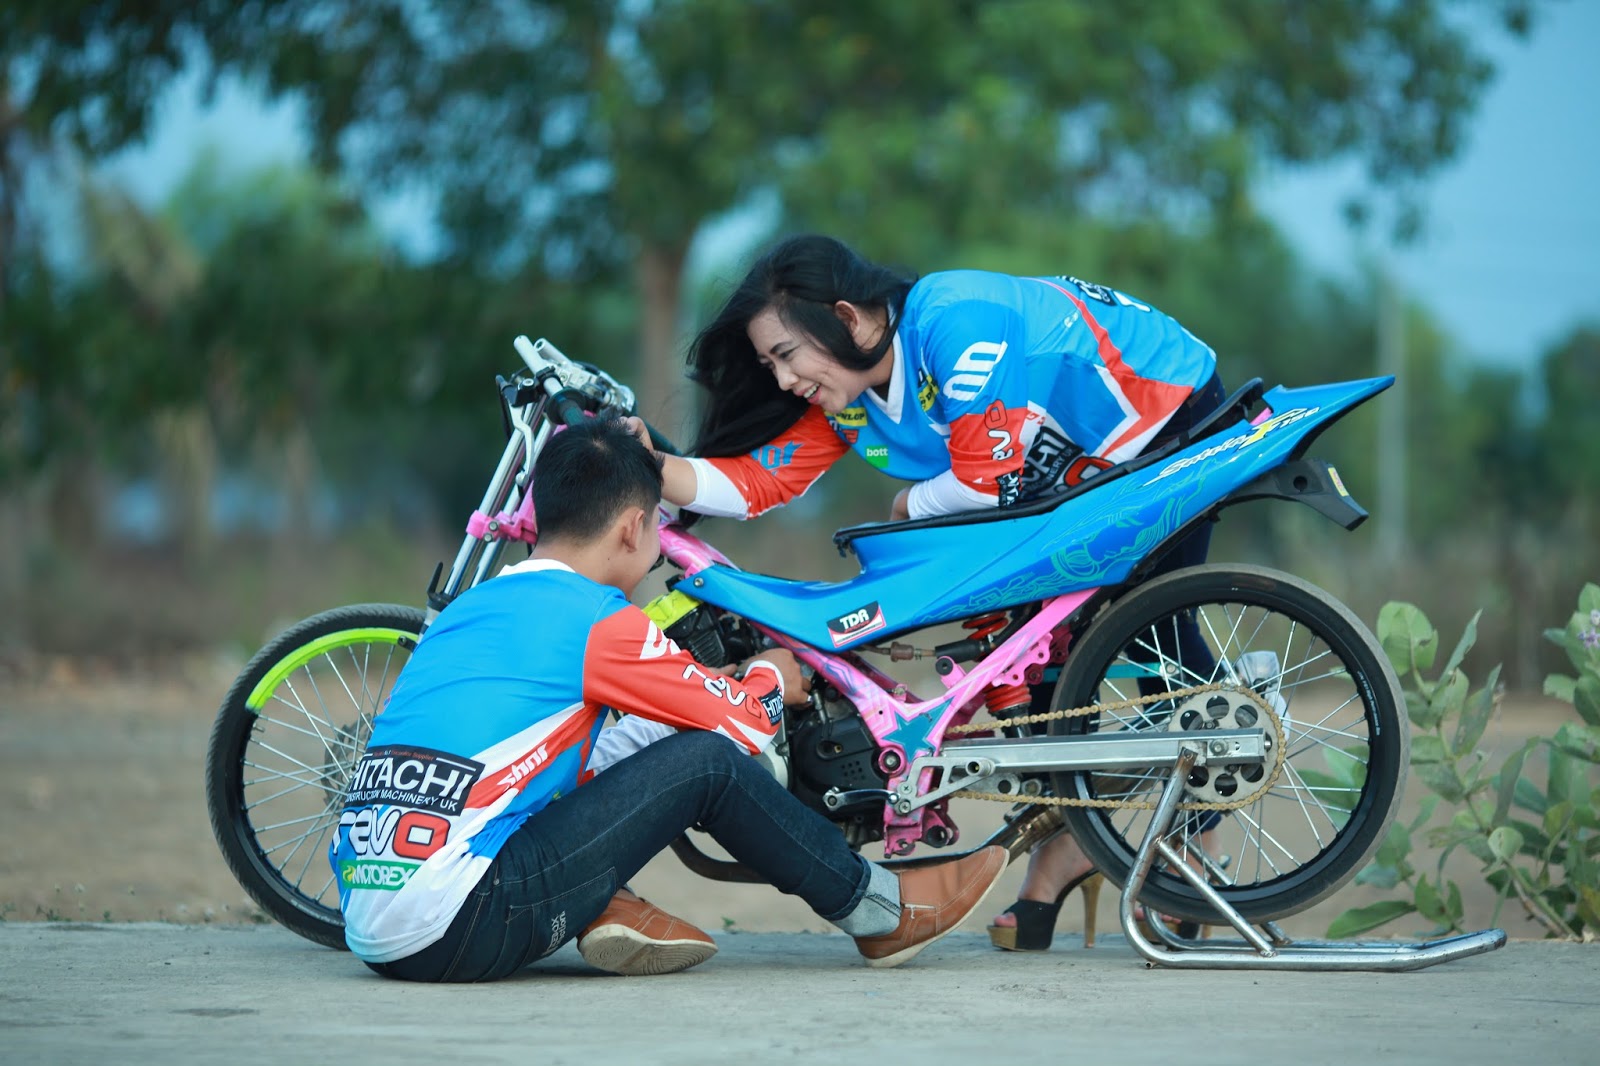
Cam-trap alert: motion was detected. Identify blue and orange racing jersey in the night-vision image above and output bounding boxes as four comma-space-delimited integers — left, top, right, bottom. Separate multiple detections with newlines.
329, 558, 784, 963
685, 270, 1216, 520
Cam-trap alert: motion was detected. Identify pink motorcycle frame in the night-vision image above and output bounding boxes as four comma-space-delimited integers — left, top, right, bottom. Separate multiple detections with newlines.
658, 520, 1098, 857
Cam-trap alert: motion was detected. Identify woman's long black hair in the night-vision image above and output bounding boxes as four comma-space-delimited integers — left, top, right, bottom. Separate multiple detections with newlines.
687, 234, 915, 458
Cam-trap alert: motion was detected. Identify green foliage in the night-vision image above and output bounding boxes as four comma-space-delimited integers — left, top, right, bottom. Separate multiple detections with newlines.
1330, 587, 1600, 940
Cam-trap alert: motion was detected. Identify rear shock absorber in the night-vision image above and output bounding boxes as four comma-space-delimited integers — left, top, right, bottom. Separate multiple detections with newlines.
966, 611, 1037, 732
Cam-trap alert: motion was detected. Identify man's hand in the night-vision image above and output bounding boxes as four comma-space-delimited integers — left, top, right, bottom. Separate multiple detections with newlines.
890, 488, 911, 522
740, 648, 810, 706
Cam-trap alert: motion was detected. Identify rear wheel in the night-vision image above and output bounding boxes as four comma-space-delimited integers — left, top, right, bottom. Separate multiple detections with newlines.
1054, 564, 1407, 924
205, 604, 424, 949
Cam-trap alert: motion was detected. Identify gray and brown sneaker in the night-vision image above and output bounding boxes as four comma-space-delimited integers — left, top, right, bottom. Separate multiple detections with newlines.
855, 845, 1008, 969
577, 890, 718, 976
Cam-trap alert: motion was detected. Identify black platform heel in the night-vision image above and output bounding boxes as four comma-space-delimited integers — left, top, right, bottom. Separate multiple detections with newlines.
986, 870, 1104, 951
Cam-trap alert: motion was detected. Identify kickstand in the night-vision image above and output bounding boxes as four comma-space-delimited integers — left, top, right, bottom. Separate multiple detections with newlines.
1118, 749, 1507, 971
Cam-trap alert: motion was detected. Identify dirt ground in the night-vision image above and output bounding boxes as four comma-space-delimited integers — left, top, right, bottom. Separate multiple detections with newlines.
0, 655, 1583, 943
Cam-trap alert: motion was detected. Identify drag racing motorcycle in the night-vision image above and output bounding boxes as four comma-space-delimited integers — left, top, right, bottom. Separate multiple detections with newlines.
205, 334, 1409, 960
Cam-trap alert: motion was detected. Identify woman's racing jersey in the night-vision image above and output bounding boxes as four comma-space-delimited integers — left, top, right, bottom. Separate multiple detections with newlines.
685, 270, 1216, 520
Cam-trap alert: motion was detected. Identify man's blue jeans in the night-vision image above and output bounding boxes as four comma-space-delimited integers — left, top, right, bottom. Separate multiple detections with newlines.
369, 730, 872, 982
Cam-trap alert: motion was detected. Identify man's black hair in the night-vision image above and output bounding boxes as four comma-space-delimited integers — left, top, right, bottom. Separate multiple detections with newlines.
533, 417, 663, 542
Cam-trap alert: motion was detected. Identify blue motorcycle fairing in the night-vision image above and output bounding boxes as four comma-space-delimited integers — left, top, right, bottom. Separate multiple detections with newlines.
683, 377, 1391, 651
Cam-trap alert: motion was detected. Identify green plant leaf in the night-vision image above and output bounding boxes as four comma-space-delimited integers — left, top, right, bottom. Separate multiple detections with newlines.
1507, 818, 1550, 855
1409, 793, 1440, 832
1544, 801, 1573, 841
1446, 880, 1464, 925
1579, 886, 1600, 933
1494, 743, 1530, 825
1415, 877, 1447, 923
1460, 833, 1495, 865
1513, 777, 1548, 816
1439, 611, 1481, 683
1544, 674, 1576, 704
1327, 899, 1417, 939
1406, 688, 1441, 731
1416, 761, 1467, 804
1552, 721, 1600, 762
1375, 820, 1413, 867
1574, 675, 1600, 728
1453, 665, 1501, 757
1579, 583, 1600, 617
1355, 863, 1402, 889
1549, 748, 1576, 805
1411, 734, 1447, 765
1488, 825, 1524, 863
1431, 669, 1470, 726
1379, 602, 1436, 676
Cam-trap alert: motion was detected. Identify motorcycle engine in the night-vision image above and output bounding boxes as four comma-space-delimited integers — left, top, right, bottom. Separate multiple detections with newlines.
642, 587, 887, 849
786, 682, 889, 849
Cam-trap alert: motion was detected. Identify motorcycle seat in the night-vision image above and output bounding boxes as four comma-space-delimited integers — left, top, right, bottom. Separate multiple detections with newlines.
832, 378, 1264, 555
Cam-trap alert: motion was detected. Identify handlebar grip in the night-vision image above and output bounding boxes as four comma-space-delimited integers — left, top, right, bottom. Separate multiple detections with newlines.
551, 391, 589, 427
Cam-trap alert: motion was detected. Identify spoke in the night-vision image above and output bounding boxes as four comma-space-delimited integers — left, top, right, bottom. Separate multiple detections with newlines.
260, 813, 338, 858
242, 758, 334, 790
1236, 607, 1272, 665
249, 740, 337, 782
252, 710, 361, 754
1233, 807, 1296, 875
244, 774, 338, 809
252, 809, 338, 834
1279, 762, 1331, 850
280, 674, 336, 754
291, 817, 332, 890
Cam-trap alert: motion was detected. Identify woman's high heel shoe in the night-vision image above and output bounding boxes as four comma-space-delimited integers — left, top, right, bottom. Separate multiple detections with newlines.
986, 871, 1104, 952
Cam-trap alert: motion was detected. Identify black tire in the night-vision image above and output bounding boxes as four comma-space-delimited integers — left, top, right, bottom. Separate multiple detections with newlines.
1054, 564, 1407, 924
205, 604, 424, 949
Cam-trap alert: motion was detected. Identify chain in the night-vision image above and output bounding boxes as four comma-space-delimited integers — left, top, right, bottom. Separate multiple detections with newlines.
945, 682, 1287, 812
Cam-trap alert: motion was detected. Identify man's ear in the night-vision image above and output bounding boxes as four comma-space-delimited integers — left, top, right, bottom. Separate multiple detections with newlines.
616, 506, 647, 555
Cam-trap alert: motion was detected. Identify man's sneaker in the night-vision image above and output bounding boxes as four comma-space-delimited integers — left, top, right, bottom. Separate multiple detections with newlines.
854, 845, 1008, 969
577, 890, 717, 976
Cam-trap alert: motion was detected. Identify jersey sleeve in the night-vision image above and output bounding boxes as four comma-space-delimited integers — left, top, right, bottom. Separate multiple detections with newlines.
582, 604, 785, 755
685, 406, 851, 519
915, 299, 1031, 516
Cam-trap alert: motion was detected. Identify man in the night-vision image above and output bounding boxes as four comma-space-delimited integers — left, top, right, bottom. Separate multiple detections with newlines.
330, 416, 1006, 981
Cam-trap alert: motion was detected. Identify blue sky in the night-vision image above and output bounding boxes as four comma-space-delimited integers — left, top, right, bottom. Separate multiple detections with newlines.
104, 3, 1599, 373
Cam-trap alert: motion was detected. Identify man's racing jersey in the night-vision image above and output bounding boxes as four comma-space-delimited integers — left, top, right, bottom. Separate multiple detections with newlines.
685, 270, 1216, 520
329, 558, 784, 963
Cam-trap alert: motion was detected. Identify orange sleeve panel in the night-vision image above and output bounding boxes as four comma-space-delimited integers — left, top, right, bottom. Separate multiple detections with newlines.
581, 605, 783, 755
699, 406, 852, 518
946, 399, 1029, 501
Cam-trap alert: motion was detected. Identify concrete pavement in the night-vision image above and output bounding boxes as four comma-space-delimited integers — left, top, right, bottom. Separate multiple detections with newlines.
2, 922, 1594, 1065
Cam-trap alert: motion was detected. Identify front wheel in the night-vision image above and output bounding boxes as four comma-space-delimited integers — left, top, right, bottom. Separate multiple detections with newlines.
1054, 564, 1408, 924
205, 604, 424, 949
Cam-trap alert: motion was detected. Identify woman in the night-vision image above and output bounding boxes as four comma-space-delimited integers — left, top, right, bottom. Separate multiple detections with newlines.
637, 234, 1227, 951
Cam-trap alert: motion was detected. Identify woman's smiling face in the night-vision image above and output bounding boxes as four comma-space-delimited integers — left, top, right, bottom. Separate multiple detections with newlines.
747, 304, 888, 414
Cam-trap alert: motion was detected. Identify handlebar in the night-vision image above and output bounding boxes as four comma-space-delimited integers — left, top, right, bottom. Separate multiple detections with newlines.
510, 334, 682, 453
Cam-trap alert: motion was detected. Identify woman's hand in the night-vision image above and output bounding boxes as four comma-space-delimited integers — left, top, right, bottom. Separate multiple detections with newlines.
890, 488, 911, 522
622, 415, 654, 451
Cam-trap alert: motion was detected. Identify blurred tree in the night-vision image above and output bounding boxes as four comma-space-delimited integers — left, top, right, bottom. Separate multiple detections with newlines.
0, 1, 254, 311
192, 0, 1531, 437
